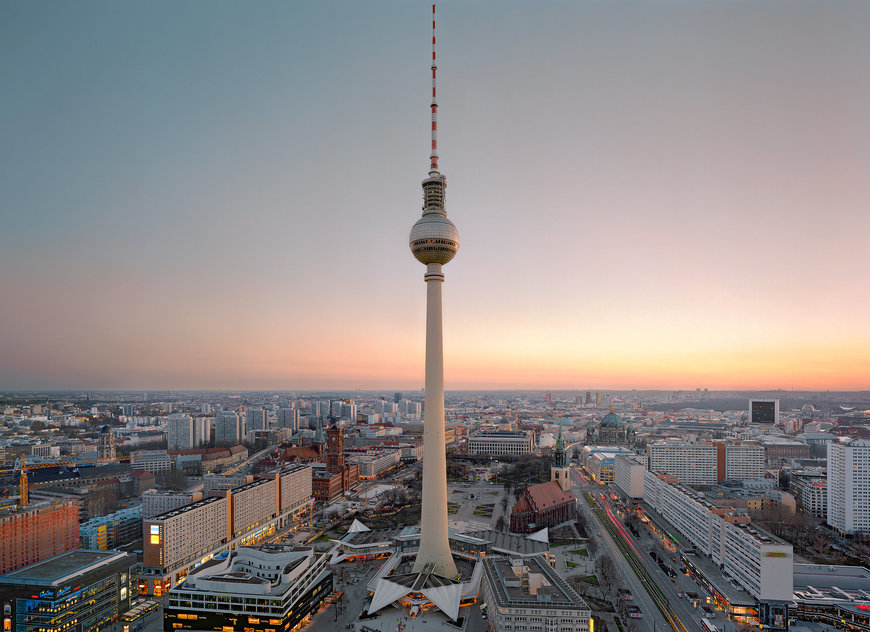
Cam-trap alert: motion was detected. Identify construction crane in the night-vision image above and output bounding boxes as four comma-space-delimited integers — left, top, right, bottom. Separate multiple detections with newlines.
18, 456, 74, 507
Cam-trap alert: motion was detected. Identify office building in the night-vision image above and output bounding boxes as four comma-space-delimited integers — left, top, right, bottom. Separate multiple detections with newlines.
613, 453, 645, 499
0, 549, 137, 632
203, 473, 252, 493
756, 436, 811, 465
480, 555, 590, 632
468, 430, 535, 456
352, 449, 401, 479
750, 399, 780, 424
164, 545, 332, 632
827, 439, 870, 535
130, 449, 172, 473
0, 495, 80, 574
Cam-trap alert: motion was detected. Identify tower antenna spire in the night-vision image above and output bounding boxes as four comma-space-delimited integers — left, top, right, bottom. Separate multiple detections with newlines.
430, 2, 439, 173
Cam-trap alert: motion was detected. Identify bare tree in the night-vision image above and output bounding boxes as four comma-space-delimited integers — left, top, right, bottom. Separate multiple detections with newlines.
595, 555, 618, 600
86, 488, 119, 519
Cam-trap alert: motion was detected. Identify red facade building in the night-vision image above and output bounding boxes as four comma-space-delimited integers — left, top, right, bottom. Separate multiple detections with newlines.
0, 497, 80, 574
509, 480, 576, 533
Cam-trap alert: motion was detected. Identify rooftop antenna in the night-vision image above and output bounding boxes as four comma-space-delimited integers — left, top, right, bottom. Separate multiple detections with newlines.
430, 2, 439, 174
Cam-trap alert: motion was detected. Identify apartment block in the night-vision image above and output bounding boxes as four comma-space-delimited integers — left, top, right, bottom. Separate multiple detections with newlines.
827, 439, 870, 535
278, 465, 313, 513
80, 506, 143, 550
647, 441, 718, 484
214, 411, 241, 445
722, 442, 765, 481
231, 478, 278, 537
141, 467, 313, 595
142, 490, 203, 519
790, 470, 827, 518
0, 496, 80, 574
643, 471, 793, 602
646, 440, 764, 484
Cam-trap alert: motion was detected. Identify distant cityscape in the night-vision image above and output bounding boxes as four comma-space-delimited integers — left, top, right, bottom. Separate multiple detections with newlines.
1, 389, 869, 632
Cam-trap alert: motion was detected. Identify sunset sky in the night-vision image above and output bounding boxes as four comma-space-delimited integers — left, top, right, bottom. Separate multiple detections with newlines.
2, 1, 869, 391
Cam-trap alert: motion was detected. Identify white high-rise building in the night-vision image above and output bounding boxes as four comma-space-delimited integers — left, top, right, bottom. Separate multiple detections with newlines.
827, 439, 870, 535
646, 441, 718, 484
613, 453, 645, 499
723, 442, 765, 481
646, 440, 764, 484
214, 411, 241, 445
166, 414, 194, 450
193, 417, 211, 448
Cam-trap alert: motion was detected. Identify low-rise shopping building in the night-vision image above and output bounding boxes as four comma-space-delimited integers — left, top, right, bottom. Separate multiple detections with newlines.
0, 549, 137, 632
164, 544, 332, 632
480, 554, 590, 632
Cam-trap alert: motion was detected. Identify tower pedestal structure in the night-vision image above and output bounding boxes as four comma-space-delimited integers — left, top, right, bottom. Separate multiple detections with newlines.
411, 261, 457, 578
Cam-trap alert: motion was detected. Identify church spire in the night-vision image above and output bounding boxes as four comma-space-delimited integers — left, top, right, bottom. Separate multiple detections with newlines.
553, 425, 567, 468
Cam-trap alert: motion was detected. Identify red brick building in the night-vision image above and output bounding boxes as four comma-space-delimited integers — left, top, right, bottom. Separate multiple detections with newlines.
509, 480, 576, 533
312, 427, 358, 502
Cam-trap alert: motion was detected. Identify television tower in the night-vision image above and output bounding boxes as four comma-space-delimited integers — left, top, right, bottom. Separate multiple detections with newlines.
409, 2, 459, 579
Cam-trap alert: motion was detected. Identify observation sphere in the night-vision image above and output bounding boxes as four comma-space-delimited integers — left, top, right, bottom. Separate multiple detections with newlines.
409, 213, 459, 265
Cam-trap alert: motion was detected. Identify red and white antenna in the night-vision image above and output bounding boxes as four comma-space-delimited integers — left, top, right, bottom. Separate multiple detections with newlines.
430, 2, 439, 173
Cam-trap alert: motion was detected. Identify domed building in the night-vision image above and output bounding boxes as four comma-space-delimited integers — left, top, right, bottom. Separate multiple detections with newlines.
589, 407, 632, 444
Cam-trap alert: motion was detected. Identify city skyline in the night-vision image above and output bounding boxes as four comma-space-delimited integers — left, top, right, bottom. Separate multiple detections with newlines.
2, 1, 869, 391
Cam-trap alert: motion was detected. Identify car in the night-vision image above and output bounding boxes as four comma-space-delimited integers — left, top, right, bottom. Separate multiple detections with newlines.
677, 593, 684, 598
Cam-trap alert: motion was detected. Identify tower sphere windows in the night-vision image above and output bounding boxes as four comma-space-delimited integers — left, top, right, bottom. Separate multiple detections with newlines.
409, 214, 459, 265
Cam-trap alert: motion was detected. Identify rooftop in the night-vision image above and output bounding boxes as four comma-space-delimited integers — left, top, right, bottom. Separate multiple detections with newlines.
0, 549, 129, 585
483, 554, 588, 611
525, 480, 575, 511
150, 493, 224, 521
793, 563, 870, 591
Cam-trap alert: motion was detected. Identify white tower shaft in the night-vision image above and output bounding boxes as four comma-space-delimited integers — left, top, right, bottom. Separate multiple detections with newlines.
413, 262, 458, 577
